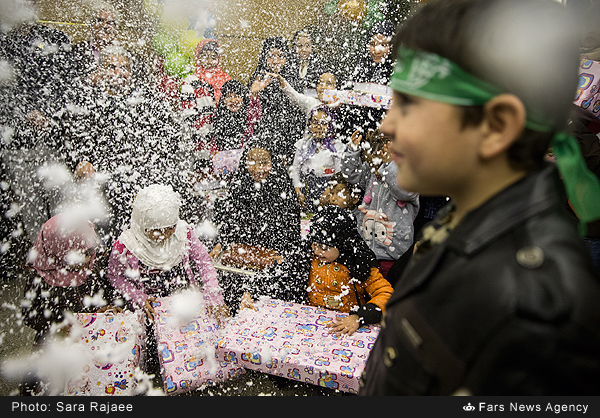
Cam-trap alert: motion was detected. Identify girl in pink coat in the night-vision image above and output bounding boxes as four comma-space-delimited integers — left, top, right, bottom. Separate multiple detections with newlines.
107, 184, 228, 322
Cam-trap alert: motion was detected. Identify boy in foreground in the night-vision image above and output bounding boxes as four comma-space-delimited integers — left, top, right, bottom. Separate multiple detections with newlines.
360, 0, 600, 395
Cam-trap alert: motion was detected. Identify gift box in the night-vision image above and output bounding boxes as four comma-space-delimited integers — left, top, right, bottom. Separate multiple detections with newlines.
322, 88, 392, 109
214, 297, 379, 394
152, 291, 245, 395
65, 311, 146, 396
212, 148, 242, 176
574, 58, 600, 120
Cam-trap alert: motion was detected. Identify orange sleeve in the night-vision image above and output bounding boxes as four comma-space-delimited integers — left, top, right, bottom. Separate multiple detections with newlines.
362, 267, 394, 313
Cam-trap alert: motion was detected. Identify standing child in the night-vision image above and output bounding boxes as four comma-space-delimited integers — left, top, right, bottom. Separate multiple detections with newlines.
342, 128, 419, 279
290, 105, 346, 214
360, 0, 600, 396
211, 79, 251, 153
307, 205, 393, 336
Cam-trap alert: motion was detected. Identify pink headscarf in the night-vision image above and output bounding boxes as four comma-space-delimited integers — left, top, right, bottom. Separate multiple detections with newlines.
28, 214, 99, 287
193, 39, 232, 104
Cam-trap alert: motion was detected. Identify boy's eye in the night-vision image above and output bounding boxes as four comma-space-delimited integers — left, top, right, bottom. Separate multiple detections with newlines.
398, 93, 414, 106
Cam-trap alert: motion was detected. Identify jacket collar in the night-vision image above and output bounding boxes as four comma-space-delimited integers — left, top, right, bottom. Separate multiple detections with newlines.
447, 163, 565, 256
391, 163, 566, 301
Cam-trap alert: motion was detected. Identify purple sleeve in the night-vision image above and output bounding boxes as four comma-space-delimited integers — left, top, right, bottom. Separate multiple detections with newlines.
107, 240, 148, 309
246, 96, 262, 138
186, 228, 225, 306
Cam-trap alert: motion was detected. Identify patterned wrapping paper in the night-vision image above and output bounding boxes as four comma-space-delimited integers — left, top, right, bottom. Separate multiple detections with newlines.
152, 292, 246, 395
65, 311, 146, 396
212, 148, 242, 177
574, 58, 600, 120
214, 297, 380, 394
321, 89, 393, 109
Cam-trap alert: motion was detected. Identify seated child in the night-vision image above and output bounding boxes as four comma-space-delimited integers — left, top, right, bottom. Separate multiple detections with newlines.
342, 128, 420, 278
307, 205, 393, 336
20, 212, 119, 395
107, 184, 229, 374
318, 172, 362, 211
290, 105, 346, 214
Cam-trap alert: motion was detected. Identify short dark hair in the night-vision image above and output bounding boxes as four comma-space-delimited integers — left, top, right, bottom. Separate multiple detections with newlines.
393, 0, 580, 172
363, 129, 388, 155
328, 172, 362, 210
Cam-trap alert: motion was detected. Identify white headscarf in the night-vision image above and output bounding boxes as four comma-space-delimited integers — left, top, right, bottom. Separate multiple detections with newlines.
119, 184, 189, 270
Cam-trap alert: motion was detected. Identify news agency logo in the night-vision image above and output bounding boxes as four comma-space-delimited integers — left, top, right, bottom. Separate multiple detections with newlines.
463, 403, 475, 412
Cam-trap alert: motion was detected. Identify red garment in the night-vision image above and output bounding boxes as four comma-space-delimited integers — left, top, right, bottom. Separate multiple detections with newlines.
154, 56, 181, 104
193, 39, 231, 104
29, 213, 99, 287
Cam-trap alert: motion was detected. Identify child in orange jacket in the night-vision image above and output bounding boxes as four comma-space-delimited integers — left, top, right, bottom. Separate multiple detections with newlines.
307, 205, 393, 336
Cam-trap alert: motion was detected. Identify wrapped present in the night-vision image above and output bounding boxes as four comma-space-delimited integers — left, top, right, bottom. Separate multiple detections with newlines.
322, 86, 392, 109
574, 58, 600, 120
152, 291, 245, 395
214, 297, 380, 394
65, 311, 146, 396
212, 148, 242, 177
300, 218, 311, 239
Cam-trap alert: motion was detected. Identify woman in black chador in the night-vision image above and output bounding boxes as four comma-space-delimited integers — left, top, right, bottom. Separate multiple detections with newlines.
247, 37, 306, 165
210, 132, 311, 313
344, 19, 396, 134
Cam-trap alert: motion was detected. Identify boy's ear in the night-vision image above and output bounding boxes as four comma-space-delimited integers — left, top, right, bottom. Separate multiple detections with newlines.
478, 94, 526, 160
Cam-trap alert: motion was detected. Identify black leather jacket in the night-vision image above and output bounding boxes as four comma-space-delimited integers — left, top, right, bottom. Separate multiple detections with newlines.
359, 164, 600, 395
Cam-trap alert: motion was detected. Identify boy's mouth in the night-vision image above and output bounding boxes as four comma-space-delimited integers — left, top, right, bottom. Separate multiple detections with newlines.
391, 149, 404, 164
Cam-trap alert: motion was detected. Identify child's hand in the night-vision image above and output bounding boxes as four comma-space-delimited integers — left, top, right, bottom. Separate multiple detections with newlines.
96, 305, 123, 314
351, 130, 363, 149
270, 254, 284, 267
144, 296, 157, 323
266, 72, 286, 89
327, 314, 360, 336
295, 187, 306, 207
75, 161, 95, 180
319, 187, 332, 206
239, 292, 255, 311
209, 243, 222, 260
208, 304, 230, 327
250, 75, 272, 98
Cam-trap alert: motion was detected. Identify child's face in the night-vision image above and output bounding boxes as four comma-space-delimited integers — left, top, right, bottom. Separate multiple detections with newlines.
145, 225, 176, 243
316, 73, 337, 102
310, 110, 330, 139
312, 242, 340, 263
90, 9, 117, 48
380, 91, 482, 196
266, 48, 286, 73
246, 147, 273, 182
199, 50, 219, 70
295, 35, 312, 61
101, 54, 131, 93
224, 92, 243, 113
323, 184, 355, 209
368, 34, 391, 64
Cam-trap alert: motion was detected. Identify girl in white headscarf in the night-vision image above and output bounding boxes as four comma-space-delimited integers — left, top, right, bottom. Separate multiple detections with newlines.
107, 184, 228, 322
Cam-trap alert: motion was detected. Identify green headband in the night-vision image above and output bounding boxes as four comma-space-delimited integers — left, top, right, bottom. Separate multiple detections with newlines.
390, 47, 600, 234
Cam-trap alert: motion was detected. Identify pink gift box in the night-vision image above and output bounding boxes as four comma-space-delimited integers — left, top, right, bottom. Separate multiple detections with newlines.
214, 297, 380, 394
153, 292, 245, 395
212, 148, 242, 176
66, 311, 146, 396
574, 58, 600, 120
322, 89, 392, 110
